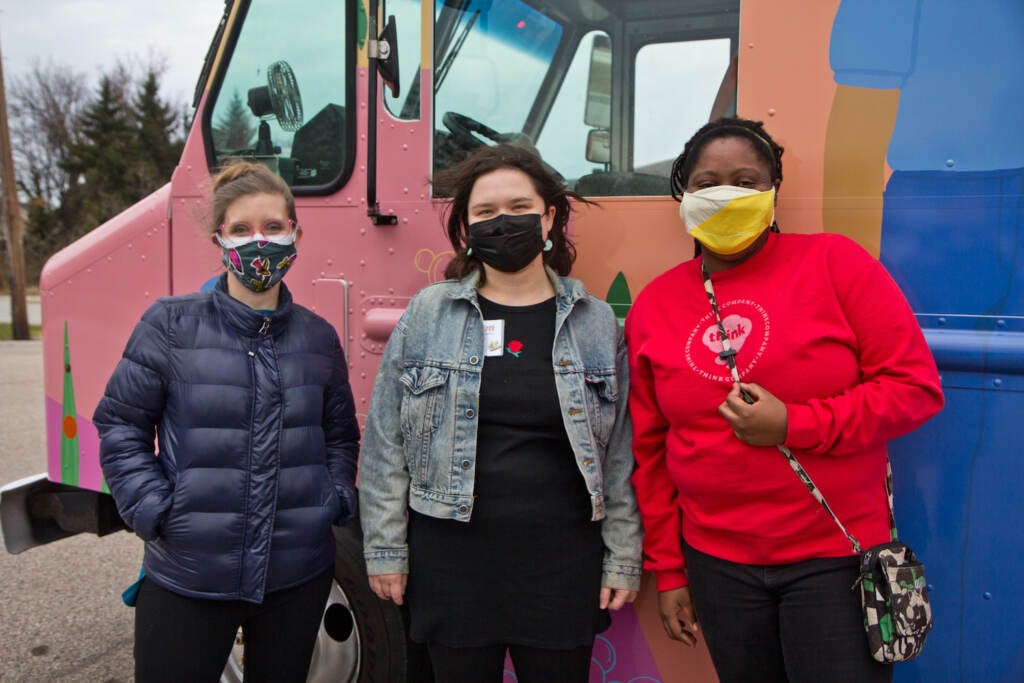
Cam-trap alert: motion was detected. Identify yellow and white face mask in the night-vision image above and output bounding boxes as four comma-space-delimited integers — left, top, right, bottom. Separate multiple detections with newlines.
680, 186, 775, 255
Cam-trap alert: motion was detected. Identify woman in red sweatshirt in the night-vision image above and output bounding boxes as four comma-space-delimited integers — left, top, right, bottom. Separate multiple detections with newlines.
625, 117, 944, 682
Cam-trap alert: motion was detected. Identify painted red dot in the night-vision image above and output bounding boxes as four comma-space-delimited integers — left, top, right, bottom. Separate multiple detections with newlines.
62, 415, 77, 439
517, 20, 526, 28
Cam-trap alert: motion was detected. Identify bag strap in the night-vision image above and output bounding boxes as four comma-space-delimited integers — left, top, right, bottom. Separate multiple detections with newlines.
699, 262, 898, 554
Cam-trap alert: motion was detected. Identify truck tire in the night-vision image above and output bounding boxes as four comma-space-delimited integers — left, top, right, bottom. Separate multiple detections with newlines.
220, 520, 408, 682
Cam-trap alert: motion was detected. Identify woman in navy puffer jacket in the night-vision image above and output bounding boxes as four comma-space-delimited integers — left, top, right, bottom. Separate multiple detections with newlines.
94, 160, 359, 683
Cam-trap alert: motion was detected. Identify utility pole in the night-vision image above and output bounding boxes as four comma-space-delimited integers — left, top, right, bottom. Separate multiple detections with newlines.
0, 36, 30, 339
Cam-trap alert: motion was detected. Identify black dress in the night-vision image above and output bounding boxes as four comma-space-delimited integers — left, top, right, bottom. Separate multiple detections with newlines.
406, 295, 609, 648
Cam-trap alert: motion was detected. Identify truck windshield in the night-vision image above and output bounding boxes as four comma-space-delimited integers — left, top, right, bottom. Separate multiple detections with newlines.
422, 0, 740, 195
432, 0, 562, 170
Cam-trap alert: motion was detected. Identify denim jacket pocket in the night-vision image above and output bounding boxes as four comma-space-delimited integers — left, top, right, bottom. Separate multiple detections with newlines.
399, 365, 452, 482
583, 371, 619, 448
400, 365, 450, 435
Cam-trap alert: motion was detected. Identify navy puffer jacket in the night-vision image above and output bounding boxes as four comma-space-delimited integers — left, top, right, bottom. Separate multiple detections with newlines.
94, 277, 359, 602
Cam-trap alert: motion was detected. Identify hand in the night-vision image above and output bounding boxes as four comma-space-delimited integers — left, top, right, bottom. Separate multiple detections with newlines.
368, 573, 408, 605
658, 586, 700, 646
599, 586, 639, 611
718, 382, 788, 446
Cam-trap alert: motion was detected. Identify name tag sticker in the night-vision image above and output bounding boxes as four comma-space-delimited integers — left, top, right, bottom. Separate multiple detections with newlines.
483, 319, 505, 357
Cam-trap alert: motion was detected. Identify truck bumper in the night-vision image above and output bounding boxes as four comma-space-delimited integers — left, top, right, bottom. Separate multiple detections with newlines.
1, 474, 126, 553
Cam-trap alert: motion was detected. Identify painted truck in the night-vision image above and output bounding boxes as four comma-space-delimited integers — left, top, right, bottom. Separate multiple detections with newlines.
2, 1, 1022, 681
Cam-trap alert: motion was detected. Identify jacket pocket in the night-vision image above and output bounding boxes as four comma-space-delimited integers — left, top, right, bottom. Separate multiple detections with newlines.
399, 365, 451, 438
133, 489, 173, 541
583, 371, 619, 448
399, 365, 452, 485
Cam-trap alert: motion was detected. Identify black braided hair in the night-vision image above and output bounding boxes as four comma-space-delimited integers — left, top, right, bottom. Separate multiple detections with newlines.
669, 117, 784, 257
668, 116, 784, 201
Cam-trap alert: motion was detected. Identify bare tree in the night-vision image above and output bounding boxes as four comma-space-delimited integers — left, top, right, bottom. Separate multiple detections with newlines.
7, 54, 189, 279
8, 59, 88, 211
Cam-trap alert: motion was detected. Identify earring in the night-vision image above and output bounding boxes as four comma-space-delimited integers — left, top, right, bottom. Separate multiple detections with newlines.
466, 247, 473, 256
543, 239, 553, 252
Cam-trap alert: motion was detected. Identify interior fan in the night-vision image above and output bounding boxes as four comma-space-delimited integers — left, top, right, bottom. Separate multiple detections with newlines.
247, 60, 304, 155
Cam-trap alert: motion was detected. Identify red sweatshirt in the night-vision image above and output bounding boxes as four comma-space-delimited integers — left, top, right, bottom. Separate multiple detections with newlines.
625, 232, 944, 591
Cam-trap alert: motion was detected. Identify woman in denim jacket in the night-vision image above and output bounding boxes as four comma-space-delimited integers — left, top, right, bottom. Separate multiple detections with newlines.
359, 145, 642, 683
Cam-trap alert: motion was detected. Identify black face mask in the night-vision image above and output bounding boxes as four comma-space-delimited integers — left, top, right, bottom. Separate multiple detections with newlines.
466, 213, 545, 273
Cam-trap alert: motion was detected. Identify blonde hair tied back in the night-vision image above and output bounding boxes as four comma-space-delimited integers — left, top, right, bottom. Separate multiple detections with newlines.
208, 159, 297, 234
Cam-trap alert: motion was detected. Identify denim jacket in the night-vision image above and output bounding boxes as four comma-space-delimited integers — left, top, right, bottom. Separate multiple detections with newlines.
359, 268, 642, 590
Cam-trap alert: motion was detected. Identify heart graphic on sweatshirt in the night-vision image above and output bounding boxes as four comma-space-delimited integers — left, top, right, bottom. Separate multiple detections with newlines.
701, 314, 752, 365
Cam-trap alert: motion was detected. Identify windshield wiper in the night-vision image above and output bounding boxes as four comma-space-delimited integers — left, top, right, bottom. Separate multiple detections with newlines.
435, 9, 479, 92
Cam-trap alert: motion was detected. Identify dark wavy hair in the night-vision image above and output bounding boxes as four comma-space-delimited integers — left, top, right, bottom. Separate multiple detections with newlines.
433, 145, 593, 280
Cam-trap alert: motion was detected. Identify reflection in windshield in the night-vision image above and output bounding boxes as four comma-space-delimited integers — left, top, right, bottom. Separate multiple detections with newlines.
208, 1, 350, 187
435, 0, 562, 137
396, 0, 739, 195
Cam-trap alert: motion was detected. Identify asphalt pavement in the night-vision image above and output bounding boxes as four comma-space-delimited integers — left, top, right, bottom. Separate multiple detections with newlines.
0, 340, 140, 682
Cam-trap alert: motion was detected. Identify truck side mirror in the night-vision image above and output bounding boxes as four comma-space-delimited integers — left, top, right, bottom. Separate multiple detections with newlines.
583, 34, 611, 129
585, 129, 611, 164
376, 15, 401, 99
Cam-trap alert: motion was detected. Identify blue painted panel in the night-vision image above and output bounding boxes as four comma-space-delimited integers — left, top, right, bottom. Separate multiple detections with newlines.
959, 387, 1024, 681
831, 3, 1024, 680
880, 170, 1024, 318
893, 355, 1024, 681
890, 391, 971, 683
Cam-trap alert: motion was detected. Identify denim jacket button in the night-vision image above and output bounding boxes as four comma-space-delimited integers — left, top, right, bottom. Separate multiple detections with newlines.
461, 459, 471, 470
458, 505, 469, 514
465, 408, 476, 419
469, 355, 479, 364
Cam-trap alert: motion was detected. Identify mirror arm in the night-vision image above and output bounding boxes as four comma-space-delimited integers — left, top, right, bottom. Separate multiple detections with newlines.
366, 0, 398, 226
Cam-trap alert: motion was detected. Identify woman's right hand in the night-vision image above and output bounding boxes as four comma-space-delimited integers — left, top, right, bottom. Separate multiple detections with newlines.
658, 586, 700, 646
368, 573, 408, 605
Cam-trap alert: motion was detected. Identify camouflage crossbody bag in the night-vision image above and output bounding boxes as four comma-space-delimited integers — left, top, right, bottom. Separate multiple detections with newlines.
700, 263, 932, 663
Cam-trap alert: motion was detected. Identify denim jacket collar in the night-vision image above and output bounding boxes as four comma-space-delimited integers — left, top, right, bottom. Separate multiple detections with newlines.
447, 266, 588, 309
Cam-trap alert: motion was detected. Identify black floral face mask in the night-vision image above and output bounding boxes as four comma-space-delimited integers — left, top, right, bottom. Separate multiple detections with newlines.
218, 237, 298, 292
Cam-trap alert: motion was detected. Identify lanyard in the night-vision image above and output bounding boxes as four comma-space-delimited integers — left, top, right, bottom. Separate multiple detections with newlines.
699, 262, 896, 553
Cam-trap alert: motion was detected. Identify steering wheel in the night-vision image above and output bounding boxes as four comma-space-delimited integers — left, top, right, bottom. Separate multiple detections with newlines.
439, 111, 565, 183
443, 111, 506, 150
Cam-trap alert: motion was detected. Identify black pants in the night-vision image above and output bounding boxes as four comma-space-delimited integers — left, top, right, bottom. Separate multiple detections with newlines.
427, 642, 594, 683
134, 569, 333, 683
684, 542, 892, 683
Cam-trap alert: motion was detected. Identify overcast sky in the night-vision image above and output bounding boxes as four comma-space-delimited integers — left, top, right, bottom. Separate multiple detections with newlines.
1, 0, 228, 109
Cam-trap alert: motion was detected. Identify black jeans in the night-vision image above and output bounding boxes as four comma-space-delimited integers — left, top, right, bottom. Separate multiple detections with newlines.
683, 542, 892, 683
134, 569, 333, 683
427, 642, 594, 683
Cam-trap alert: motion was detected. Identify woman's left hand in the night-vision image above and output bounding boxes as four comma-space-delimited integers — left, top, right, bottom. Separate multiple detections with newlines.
600, 586, 639, 611
719, 382, 788, 446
